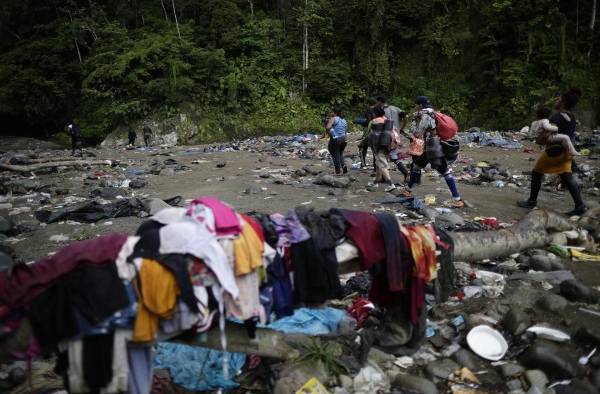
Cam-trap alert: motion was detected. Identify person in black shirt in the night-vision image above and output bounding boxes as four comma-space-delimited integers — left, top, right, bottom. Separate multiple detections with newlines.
127, 126, 137, 146
549, 89, 581, 172
67, 121, 82, 156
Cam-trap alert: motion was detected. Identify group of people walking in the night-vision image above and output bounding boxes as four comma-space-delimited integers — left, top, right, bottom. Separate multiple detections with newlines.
323, 88, 587, 215
323, 95, 465, 208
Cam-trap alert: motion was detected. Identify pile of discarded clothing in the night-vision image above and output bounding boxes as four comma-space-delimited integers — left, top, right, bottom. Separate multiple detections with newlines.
0, 197, 455, 393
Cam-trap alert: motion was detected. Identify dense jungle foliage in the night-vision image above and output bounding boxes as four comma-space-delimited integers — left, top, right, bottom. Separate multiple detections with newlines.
0, 0, 598, 142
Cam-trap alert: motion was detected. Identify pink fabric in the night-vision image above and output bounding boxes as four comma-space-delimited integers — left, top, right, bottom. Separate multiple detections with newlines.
188, 197, 242, 237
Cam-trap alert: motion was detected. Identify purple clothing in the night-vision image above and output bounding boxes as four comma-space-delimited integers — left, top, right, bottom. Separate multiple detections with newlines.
0, 234, 128, 310
270, 209, 310, 249
188, 197, 242, 237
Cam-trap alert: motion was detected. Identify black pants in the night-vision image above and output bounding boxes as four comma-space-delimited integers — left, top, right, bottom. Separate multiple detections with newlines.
328, 137, 347, 173
412, 152, 449, 175
128, 137, 135, 145
71, 136, 79, 154
528, 170, 584, 209
144, 134, 150, 147
359, 144, 377, 171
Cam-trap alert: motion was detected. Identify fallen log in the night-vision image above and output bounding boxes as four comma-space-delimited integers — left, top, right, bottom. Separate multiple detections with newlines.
0, 210, 574, 361
338, 209, 572, 273
0, 160, 112, 173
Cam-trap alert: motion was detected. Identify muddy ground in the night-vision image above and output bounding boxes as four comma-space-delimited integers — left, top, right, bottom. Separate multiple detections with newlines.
3, 132, 599, 284
2, 132, 600, 393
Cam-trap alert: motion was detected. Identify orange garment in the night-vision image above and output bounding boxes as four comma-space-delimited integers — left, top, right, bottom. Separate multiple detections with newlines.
133, 259, 179, 342
401, 225, 438, 282
233, 219, 264, 276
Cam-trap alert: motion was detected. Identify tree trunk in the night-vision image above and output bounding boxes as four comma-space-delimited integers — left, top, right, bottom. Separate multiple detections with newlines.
67, 10, 82, 64
338, 209, 572, 274
160, 0, 170, 22
171, 0, 181, 40
589, 0, 597, 60
302, 0, 308, 92
0, 160, 112, 174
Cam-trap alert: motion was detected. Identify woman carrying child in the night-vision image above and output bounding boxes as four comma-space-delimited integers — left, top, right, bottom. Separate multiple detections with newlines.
518, 88, 586, 215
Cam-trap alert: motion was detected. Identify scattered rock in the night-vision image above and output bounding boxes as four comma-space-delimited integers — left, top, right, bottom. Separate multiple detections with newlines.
0, 203, 13, 210
0, 216, 13, 234
294, 168, 307, 177
550, 232, 568, 245
452, 349, 485, 372
502, 307, 530, 335
515, 254, 530, 267
554, 379, 600, 394
529, 255, 552, 271
8, 207, 31, 216
393, 373, 438, 394
129, 178, 147, 189
425, 358, 460, 380
49, 234, 70, 242
592, 369, 600, 388
560, 279, 599, 303
314, 174, 350, 188
435, 212, 465, 227
524, 370, 549, 390
338, 375, 353, 390
159, 168, 176, 176
500, 362, 525, 378
216, 161, 227, 168
520, 341, 583, 379
0, 251, 15, 271
536, 294, 568, 313
506, 379, 522, 391
244, 185, 262, 195
90, 187, 126, 199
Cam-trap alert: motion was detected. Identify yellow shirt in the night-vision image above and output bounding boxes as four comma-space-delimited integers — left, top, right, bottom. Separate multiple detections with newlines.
233, 219, 264, 276
133, 259, 179, 342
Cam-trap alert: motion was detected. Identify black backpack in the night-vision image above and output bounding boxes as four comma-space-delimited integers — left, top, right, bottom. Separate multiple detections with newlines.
370, 120, 394, 147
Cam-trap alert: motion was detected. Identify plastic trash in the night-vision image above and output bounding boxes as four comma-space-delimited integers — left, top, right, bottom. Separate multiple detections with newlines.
266, 307, 348, 335
466, 325, 508, 361
296, 377, 330, 394
154, 343, 246, 392
353, 362, 390, 394
526, 325, 570, 342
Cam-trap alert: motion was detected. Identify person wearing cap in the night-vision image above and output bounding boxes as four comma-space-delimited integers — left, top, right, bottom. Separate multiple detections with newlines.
402, 96, 465, 208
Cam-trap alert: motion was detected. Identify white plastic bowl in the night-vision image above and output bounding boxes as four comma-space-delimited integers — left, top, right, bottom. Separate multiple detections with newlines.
466, 325, 508, 361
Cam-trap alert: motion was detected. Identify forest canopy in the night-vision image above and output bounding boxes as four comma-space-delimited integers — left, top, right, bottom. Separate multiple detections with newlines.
0, 0, 598, 142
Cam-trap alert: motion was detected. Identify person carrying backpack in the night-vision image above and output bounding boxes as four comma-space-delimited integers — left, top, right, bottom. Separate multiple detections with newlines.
401, 96, 464, 208
67, 121, 82, 156
368, 105, 397, 192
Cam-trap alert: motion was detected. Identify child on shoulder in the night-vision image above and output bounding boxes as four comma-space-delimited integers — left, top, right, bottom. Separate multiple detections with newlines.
532, 107, 579, 156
